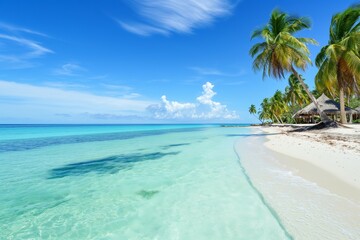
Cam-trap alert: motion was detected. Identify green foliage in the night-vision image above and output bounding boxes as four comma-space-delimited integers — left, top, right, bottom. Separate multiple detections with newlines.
349, 97, 360, 108
258, 75, 310, 123
315, 4, 360, 123
285, 74, 310, 106
353, 119, 360, 123
250, 8, 331, 123
311, 89, 322, 99
249, 104, 263, 123
313, 116, 321, 123
258, 90, 290, 123
252, 7, 360, 124
250, 9, 317, 79
259, 98, 271, 122
249, 104, 257, 114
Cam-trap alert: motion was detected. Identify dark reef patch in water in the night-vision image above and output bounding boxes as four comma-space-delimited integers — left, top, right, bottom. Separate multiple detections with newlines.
225, 133, 280, 138
161, 143, 190, 150
137, 190, 159, 199
0, 128, 202, 153
48, 151, 180, 179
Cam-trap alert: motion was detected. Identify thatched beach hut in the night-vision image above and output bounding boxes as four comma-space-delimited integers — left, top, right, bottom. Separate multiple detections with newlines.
293, 94, 358, 123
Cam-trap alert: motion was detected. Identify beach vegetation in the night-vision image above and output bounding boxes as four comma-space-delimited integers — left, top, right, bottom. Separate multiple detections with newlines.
250, 9, 333, 124
249, 104, 263, 123
256, 75, 310, 124
315, 4, 360, 124
251, 6, 360, 125
285, 74, 310, 108
349, 96, 360, 108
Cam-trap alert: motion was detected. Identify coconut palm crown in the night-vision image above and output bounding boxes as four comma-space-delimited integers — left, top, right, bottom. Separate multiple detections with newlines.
249, 104, 257, 115
285, 74, 310, 107
249, 104, 263, 123
315, 4, 360, 123
250, 9, 317, 78
250, 9, 333, 123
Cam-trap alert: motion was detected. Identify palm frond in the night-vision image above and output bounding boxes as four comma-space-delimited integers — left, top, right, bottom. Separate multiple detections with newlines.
250, 8, 316, 80
251, 28, 263, 40
286, 17, 312, 33
315, 46, 329, 67
297, 37, 318, 45
249, 42, 267, 57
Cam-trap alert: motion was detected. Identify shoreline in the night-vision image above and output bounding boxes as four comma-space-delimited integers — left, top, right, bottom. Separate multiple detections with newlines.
235, 126, 360, 239
261, 125, 360, 203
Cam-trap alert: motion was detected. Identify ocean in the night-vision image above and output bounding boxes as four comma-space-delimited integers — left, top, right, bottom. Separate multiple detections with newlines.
0, 124, 290, 239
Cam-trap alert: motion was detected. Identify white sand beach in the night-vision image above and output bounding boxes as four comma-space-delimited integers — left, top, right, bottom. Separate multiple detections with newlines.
235, 125, 360, 239
263, 124, 360, 201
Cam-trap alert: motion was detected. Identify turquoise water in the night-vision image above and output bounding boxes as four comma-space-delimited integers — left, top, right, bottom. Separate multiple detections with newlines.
0, 124, 290, 239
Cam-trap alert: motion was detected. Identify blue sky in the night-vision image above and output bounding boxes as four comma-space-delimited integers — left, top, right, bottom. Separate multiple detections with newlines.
0, 0, 356, 123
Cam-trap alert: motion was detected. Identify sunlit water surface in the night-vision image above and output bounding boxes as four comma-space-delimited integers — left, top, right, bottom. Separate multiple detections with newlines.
0, 124, 290, 239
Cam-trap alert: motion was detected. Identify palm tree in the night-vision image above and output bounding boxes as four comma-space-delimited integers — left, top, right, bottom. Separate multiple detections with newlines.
249, 104, 257, 115
250, 9, 332, 124
259, 98, 272, 123
315, 5, 360, 124
270, 90, 288, 123
249, 104, 262, 123
311, 89, 322, 99
285, 74, 310, 108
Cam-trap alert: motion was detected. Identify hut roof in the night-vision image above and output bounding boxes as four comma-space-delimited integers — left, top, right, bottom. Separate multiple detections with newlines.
294, 94, 358, 116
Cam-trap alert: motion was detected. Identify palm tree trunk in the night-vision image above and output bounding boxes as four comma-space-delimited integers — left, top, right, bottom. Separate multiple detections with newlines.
291, 66, 332, 123
337, 65, 347, 124
275, 114, 283, 124
290, 104, 297, 123
273, 114, 281, 124
354, 76, 360, 94
339, 87, 347, 124
252, 114, 263, 124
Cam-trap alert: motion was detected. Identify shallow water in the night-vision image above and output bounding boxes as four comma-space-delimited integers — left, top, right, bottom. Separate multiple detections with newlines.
0, 124, 290, 239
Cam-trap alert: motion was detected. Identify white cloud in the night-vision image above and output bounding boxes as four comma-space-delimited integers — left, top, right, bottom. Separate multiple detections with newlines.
0, 80, 155, 122
101, 83, 132, 91
0, 22, 49, 37
149, 95, 196, 119
0, 23, 52, 68
54, 63, 86, 76
148, 82, 239, 120
123, 93, 142, 99
118, 0, 237, 36
0, 34, 52, 60
197, 81, 217, 104
43, 81, 88, 89
100, 84, 142, 99
118, 21, 168, 36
